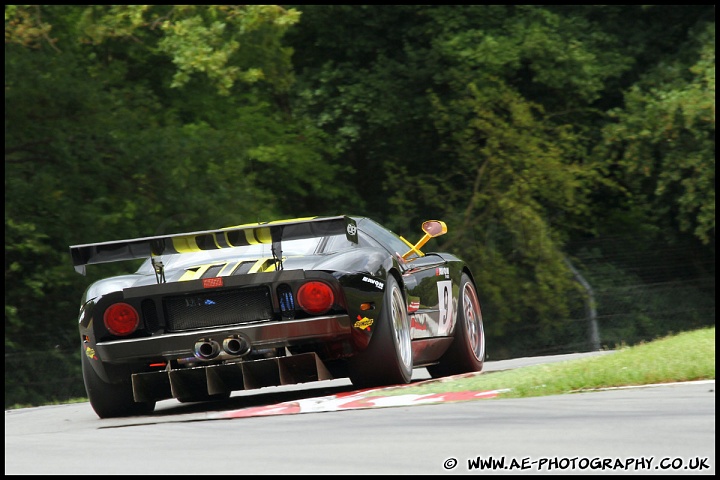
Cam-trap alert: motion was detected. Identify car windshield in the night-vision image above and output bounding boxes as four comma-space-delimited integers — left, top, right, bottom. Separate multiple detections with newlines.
136, 237, 323, 274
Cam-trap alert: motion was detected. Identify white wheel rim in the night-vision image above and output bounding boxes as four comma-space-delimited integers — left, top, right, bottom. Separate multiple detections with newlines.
463, 283, 485, 361
390, 286, 412, 369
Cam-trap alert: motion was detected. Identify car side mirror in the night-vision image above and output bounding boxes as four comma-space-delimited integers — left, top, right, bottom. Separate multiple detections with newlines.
401, 220, 447, 259
422, 220, 447, 238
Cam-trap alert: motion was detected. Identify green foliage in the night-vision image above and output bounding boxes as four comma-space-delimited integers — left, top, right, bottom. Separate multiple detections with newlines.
4, 346, 85, 408
71, 5, 300, 95
595, 22, 715, 245
427, 81, 591, 331
573, 247, 715, 349
288, 5, 634, 351
287, 5, 713, 361
5, 5, 338, 408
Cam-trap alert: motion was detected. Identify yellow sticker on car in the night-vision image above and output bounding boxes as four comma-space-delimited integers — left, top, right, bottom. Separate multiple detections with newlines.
354, 316, 374, 330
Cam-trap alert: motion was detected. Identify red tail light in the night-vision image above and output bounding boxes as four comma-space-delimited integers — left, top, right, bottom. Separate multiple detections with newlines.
104, 302, 140, 336
297, 281, 334, 315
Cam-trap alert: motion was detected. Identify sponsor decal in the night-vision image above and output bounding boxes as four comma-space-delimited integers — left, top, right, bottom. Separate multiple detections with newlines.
354, 315, 373, 330
184, 296, 217, 307
437, 280, 454, 335
85, 346, 97, 360
345, 218, 359, 244
362, 276, 384, 290
436, 267, 450, 278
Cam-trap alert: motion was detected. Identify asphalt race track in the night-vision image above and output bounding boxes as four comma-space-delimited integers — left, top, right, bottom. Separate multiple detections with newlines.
5, 353, 715, 475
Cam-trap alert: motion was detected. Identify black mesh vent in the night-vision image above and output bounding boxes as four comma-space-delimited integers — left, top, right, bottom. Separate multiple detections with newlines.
142, 299, 160, 332
164, 286, 273, 332
201, 265, 224, 279
232, 262, 254, 275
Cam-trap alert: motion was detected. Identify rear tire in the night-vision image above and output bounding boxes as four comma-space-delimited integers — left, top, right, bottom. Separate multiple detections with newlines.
427, 273, 485, 378
349, 275, 413, 388
81, 349, 156, 418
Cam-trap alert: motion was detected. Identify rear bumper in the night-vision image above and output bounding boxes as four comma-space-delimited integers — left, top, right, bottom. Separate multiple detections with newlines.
94, 314, 353, 362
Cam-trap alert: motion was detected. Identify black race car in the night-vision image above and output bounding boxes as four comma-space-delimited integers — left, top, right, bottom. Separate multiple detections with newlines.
70, 215, 485, 418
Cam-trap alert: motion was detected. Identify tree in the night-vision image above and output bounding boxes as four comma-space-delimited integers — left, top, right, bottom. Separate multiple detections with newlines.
595, 21, 715, 247
286, 5, 638, 353
4, 5, 347, 406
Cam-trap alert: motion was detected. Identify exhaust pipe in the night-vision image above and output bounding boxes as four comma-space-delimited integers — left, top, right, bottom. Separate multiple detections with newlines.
222, 335, 251, 356
193, 339, 221, 360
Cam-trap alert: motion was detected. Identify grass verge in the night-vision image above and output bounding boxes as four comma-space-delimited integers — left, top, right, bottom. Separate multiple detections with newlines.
370, 326, 715, 398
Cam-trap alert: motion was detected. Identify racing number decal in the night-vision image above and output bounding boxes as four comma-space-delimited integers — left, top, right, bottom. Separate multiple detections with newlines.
437, 280, 453, 335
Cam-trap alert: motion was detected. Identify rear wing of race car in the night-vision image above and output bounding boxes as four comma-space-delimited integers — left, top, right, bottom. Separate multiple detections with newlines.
69, 215, 358, 276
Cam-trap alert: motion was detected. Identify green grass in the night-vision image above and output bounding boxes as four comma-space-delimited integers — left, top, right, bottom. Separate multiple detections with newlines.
370, 326, 715, 398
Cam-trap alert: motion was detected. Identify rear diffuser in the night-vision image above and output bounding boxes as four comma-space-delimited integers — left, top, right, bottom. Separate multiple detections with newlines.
131, 352, 333, 402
